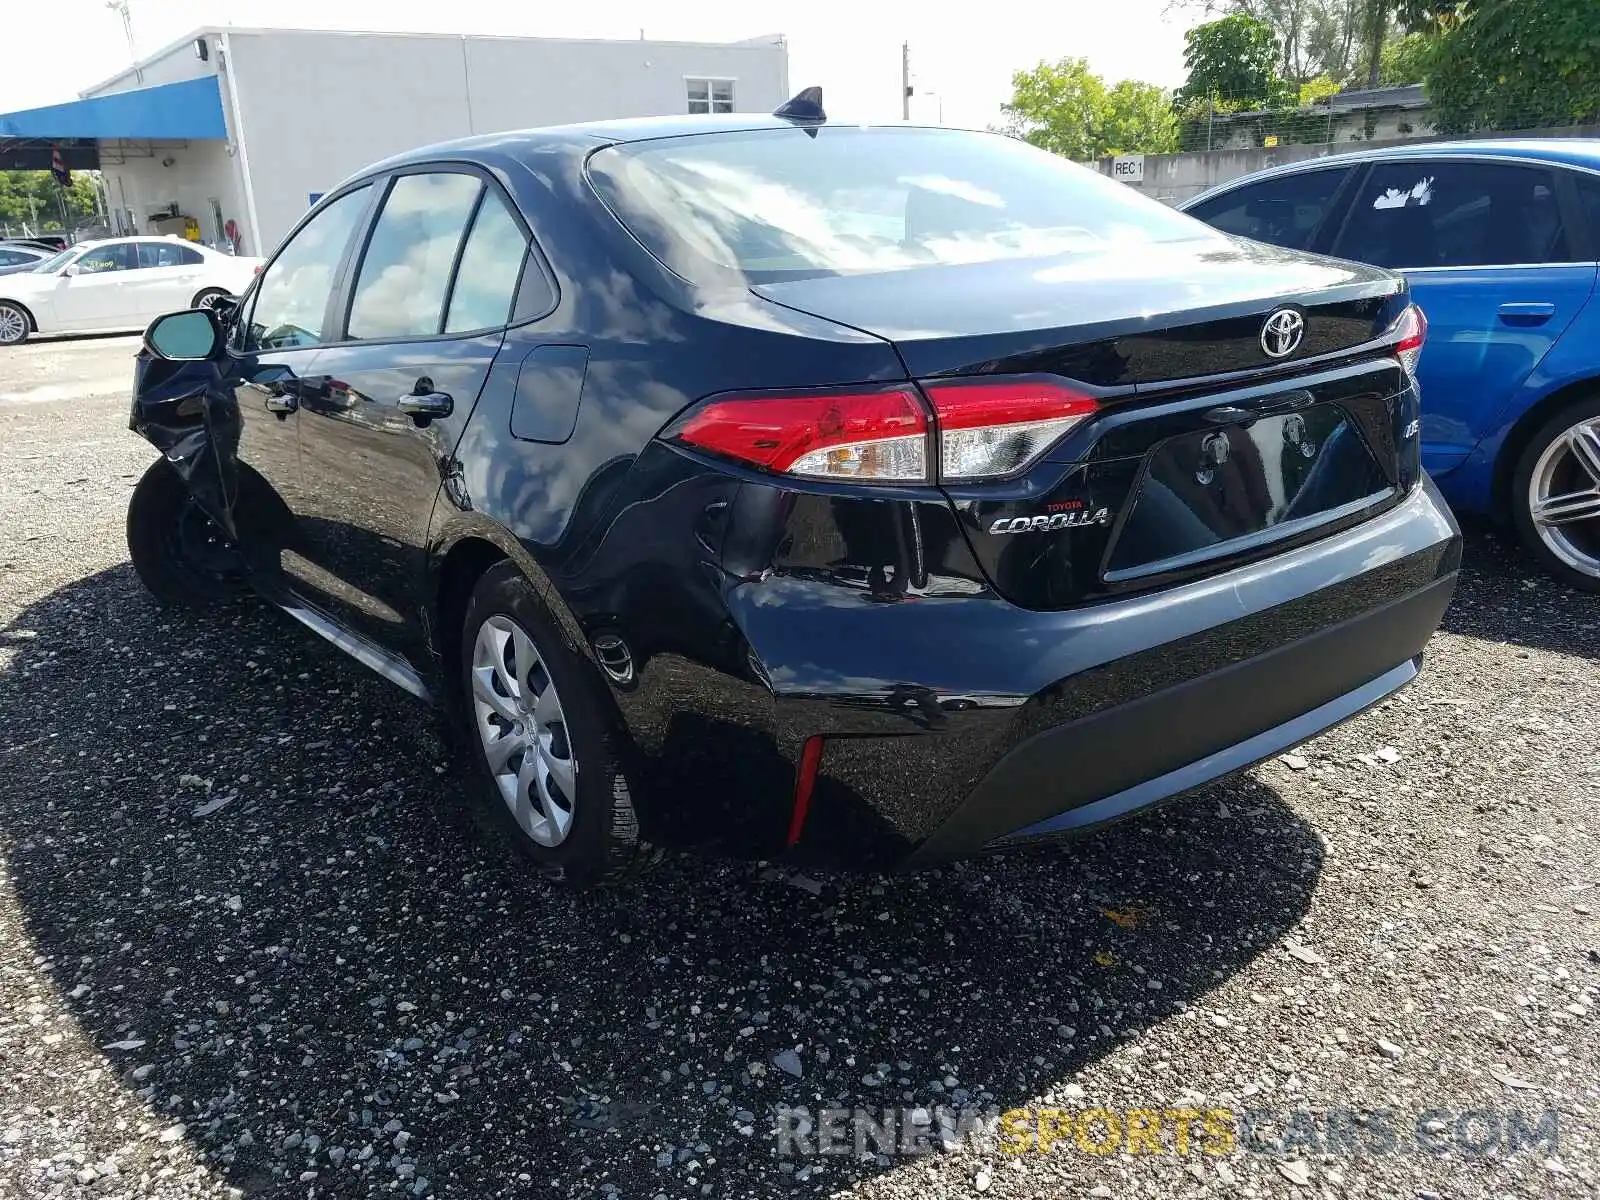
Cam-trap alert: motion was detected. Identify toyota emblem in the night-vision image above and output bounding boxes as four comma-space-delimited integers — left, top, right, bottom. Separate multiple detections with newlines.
1260, 308, 1306, 358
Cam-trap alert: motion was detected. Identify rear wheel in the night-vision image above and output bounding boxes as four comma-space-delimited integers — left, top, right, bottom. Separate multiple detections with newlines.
126, 458, 246, 607
1510, 396, 1600, 593
456, 562, 649, 887
0, 302, 29, 346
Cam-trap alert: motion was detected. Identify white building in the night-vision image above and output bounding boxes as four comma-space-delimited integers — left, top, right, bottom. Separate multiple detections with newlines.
0, 26, 789, 256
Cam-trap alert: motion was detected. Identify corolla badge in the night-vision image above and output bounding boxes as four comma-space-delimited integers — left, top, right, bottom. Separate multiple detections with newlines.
988, 507, 1111, 535
1260, 308, 1306, 358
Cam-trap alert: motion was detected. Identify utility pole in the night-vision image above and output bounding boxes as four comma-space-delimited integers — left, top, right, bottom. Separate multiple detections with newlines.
107, 1, 142, 83
901, 42, 911, 121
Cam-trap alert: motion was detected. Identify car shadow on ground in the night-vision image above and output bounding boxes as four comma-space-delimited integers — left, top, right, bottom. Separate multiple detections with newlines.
1439, 519, 1599, 659
0, 566, 1323, 1197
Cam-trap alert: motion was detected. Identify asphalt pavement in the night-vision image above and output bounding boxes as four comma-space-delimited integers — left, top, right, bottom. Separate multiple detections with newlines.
0, 337, 1595, 1199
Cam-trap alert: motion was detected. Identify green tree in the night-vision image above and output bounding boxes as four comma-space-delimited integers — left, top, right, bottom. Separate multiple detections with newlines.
0, 171, 99, 232
1427, 0, 1600, 132
1003, 59, 1179, 159
1173, 0, 1467, 86
1175, 14, 1295, 110
1373, 30, 1437, 85
1099, 80, 1181, 155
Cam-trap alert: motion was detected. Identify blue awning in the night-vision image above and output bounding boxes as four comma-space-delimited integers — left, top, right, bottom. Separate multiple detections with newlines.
0, 76, 227, 141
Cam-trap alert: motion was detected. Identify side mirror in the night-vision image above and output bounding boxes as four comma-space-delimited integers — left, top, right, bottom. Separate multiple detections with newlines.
144, 308, 222, 362
62, 263, 81, 277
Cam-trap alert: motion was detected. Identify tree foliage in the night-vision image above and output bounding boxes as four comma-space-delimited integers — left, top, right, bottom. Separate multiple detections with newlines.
0, 171, 99, 232
1171, 0, 1465, 85
1174, 14, 1295, 110
1003, 59, 1179, 159
1427, 0, 1600, 133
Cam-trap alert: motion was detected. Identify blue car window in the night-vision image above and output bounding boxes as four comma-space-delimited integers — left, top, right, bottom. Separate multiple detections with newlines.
1187, 168, 1351, 251
1335, 160, 1571, 269
1576, 174, 1600, 257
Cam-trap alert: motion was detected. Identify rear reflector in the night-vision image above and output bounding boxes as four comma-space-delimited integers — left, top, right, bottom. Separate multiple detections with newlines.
786, 735, 825, 848
1388, 303, 1427, 376
669, 386, 928, 482
921, 378, 1099, 480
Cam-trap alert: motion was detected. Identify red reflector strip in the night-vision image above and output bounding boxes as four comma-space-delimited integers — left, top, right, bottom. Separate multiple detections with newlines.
786, 735, 825, 848
671, 387, 927, 476
920, 378, 1099, 429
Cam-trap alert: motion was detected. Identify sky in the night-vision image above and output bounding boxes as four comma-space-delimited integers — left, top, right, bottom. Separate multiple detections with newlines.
0, 0, 1200, 130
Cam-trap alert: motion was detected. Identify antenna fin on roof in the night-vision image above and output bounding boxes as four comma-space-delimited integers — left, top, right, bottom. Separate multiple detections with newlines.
773, 87, 826, 123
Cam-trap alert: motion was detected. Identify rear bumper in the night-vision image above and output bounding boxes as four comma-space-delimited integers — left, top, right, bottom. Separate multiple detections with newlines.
903, 570, 1450, 866
740, 476, 1458, 868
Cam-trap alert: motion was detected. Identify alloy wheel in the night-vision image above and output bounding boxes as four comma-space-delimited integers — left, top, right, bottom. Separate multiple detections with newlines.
470, 614, 577, 847
1528, 416, 1600, 580
0, 305, 26, 345
196, 292, 228, 312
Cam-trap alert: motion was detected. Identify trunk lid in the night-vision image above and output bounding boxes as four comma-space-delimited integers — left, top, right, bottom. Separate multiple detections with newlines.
756, 240, 1418, 611
751, 238, 1403, 382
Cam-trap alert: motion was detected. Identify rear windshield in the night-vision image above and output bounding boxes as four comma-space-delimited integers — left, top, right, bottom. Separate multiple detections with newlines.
587, 126, 1213, 285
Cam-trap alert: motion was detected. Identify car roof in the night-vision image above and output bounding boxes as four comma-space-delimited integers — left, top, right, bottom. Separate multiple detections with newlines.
359, 115, 955, 175
1184, 138, 1600, 206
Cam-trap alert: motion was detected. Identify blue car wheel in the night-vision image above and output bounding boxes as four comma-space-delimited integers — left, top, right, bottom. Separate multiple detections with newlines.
1511, 395, 1600, 593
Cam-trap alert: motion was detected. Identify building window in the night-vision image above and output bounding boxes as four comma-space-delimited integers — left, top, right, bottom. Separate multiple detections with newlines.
687, 78, 735, 115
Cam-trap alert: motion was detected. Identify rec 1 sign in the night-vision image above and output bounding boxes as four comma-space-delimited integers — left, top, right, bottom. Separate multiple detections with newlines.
1112, 154, 1145, 184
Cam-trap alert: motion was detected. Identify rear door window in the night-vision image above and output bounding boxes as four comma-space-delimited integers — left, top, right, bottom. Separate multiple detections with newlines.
244, 184, 372, 351
1575, 173, 1600, 257
1333, 160, 1571, 269
346, 172, 483, 340
138, 242, 203, 268
1187, 168, 1352, 251
443, 189, 529, 332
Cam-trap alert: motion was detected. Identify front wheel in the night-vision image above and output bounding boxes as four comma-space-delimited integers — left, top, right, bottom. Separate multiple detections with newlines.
455, 562, 650, 888
0, 301, 30, 346
126, 458, 247, 607
1510, 396, 1600, 593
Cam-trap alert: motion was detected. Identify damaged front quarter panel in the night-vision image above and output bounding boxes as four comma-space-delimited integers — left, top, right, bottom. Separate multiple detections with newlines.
128, 348, 243, 539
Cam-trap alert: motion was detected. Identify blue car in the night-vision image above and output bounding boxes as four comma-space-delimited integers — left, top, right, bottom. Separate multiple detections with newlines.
1185, 141, 1600, 590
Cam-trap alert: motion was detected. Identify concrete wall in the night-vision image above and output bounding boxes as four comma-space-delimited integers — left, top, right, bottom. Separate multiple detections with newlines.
1095, 124, 1600, 206
226, 29, 790, 249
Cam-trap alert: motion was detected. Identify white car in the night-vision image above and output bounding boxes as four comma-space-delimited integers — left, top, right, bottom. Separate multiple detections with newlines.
0, 236, 261, 346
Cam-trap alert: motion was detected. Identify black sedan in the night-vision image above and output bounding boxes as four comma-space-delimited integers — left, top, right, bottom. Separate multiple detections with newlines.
125, 94, 1460, 887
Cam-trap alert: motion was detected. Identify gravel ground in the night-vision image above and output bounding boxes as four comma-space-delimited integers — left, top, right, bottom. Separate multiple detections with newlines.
0, 337, 1596, 1199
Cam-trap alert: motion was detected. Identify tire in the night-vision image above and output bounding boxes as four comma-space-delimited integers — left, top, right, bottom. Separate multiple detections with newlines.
191, 288, 231, 313
125, 458, 247, 607
0, 301, 30, 346
1509, 395, 1600, 593
455, 562, 649, 888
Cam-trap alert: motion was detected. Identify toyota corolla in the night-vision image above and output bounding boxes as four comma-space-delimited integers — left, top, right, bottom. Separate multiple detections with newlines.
124, 93, 1461, 886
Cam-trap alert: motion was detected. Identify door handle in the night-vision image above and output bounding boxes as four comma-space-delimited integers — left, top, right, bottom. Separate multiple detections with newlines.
1498, 302, 1556, 325
397, 388, 453, 424
263, 385, 298, 415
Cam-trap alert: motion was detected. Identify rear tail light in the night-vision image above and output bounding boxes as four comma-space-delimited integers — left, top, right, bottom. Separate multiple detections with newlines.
922, 378, 1099, 480
668, 386, 928, 482
667, 376, 1098, 483
1388, 303, 1427, 376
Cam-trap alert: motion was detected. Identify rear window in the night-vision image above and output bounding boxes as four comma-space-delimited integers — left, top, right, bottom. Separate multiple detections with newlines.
588, 126, 1214, 285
